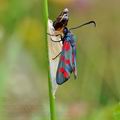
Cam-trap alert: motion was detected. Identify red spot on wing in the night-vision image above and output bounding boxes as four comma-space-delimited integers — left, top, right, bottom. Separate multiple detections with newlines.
64, 41, 70, 51
63, 70, 69, 78
59, 67, 69, 78
60, 55, 65, 61
60, 56, 70, 65
59, 67, 64, 73
65, 59, 70, 64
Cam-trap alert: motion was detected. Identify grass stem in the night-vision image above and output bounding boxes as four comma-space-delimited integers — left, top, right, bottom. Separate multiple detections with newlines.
43, 0, 56, 120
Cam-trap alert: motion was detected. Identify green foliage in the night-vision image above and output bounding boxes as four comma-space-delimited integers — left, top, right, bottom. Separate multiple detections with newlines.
0, 0, 120, 120
113, 104, 120, 120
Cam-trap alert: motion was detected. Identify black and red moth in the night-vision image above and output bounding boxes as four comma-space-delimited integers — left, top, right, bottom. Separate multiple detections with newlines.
48, 8, 96, 85
55, 27, 77, 85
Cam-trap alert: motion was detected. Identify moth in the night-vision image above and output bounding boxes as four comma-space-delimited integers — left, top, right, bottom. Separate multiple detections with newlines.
48, 9, 96, 85
53, 8, 69, 31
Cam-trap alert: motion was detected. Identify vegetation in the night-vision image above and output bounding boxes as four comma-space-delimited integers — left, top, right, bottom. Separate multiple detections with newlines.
0, 0, 120, 120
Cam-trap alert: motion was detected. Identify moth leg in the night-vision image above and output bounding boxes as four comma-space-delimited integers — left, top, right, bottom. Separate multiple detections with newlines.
47, 33, 61, 36
47, 33, 62, 42
52, 51, 62, 60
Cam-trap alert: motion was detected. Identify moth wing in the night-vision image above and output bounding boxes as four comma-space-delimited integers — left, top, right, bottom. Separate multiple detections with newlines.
56, 41, 73, 85
69, 35, 77, 79
72, 45, 77, 78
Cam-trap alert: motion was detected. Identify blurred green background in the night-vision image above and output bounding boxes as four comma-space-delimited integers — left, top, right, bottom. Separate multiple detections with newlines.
0, 0, 120, 120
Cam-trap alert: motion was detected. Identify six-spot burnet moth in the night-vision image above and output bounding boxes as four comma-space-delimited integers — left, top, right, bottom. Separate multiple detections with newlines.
48, 8, 96, 85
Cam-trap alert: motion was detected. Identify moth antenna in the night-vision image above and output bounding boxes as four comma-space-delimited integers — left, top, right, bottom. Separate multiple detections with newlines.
69, 21, 96, 30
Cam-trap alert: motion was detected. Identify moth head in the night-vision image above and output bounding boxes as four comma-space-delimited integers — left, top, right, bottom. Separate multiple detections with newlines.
60, 8, 69, 22
63, 8, 69, 14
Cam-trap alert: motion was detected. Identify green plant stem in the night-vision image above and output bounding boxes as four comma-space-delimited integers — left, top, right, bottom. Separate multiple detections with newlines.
43, 0, 56, 120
